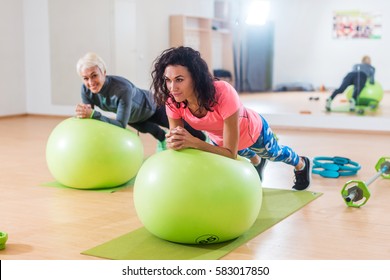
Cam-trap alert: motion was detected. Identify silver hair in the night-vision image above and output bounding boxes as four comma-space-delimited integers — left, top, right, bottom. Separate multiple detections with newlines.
76, 52, 107, 75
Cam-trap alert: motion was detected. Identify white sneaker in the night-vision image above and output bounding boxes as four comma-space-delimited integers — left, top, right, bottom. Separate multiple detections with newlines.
325, 98, 332, 111
349, 99, 356, 112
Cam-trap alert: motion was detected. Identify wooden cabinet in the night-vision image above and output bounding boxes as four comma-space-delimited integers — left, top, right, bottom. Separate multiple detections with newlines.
170, 15, 234, 84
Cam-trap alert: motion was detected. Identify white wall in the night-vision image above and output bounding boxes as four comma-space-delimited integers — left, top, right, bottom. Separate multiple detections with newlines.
0, 0, 26, 116
23, 0, 70, 116
22, 0, 214, 117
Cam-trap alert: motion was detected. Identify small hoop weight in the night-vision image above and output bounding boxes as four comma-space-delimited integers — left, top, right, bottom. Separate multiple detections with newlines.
313, 156, 361, 178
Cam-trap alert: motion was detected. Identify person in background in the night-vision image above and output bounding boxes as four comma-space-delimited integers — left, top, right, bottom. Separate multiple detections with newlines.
151, 46, 311, 190
75, 52, 206, 150
326, 55, 375, 112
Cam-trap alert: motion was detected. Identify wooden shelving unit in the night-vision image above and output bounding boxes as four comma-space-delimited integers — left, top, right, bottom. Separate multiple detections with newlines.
170, 15, 234, 84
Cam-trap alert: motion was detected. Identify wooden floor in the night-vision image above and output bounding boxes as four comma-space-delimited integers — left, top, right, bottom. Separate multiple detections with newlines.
1, 93, 390, 260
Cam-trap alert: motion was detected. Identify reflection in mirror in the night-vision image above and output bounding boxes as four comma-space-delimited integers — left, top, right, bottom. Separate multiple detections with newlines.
226, 0, 389, 131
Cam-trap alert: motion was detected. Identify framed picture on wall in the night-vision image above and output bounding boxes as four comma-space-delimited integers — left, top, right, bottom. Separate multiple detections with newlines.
332, 10, 382, 39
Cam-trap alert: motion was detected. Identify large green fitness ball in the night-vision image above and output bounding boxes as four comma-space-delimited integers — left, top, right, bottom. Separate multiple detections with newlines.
46, 117, 144, 189
133, 149, 262, 244
345, 81, 384, 106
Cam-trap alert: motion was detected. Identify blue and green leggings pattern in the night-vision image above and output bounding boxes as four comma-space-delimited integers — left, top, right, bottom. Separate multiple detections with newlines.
238, 115, 300, 166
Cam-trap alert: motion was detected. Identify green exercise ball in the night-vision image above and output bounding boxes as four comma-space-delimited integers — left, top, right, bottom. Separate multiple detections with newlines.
46, 117, 144, 189
345, 81, 384, 106
133, 149, 262, 244
0, 231, 8, 250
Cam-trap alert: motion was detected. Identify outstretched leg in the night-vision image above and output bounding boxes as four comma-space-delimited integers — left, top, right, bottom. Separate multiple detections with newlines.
129, 121, 166, 142
326, 72, 358, 111
239, 116, 311, 190
329, 72, 357, 100
352, 73, 367, 101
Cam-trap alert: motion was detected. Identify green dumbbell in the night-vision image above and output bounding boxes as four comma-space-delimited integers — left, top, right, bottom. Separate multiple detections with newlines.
0, 231, 8, 250
341, 157, 390, 208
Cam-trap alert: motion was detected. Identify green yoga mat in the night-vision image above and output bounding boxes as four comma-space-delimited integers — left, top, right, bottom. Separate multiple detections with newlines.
330, 104, 374, 114
41, 177, 136, 193
82, 188, 322, 260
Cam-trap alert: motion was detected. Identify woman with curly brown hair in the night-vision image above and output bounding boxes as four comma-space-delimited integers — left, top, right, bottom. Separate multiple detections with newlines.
151, 46, 311, 190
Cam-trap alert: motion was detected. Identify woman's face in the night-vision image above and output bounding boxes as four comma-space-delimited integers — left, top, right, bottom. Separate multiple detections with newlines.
164, 65, 195, 103
80, 66, 106, 93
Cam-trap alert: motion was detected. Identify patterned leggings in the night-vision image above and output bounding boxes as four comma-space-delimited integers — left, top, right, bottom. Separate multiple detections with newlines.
237, 116, 300, 167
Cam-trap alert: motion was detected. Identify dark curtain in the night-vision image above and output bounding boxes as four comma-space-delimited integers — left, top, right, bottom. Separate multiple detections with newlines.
235, 22, 274, 92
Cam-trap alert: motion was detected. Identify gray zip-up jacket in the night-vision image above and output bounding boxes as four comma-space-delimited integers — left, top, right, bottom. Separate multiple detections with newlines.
81, 75, 156, 128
